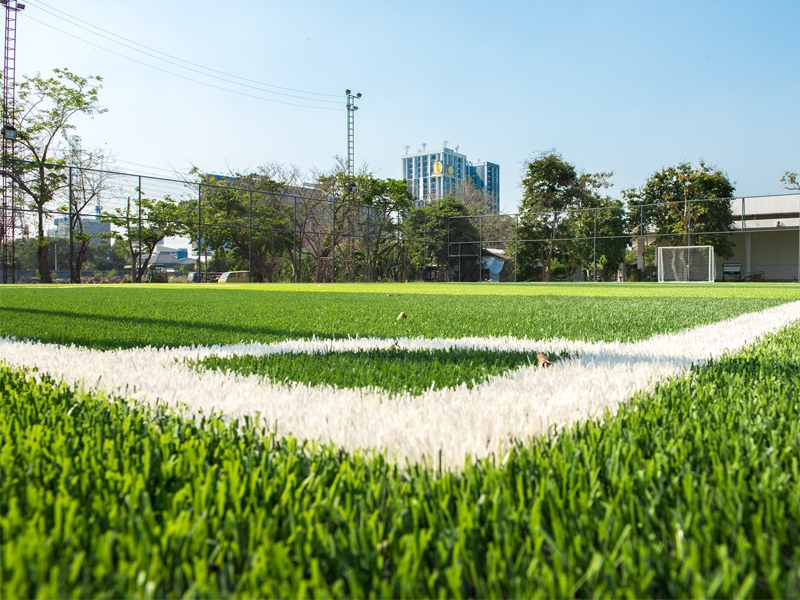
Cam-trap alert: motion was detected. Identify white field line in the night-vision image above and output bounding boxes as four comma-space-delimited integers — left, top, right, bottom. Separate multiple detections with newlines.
2, 300, 800, 467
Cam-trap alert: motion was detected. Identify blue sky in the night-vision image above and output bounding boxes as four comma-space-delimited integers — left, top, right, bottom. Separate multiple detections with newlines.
18, 0, 800, 212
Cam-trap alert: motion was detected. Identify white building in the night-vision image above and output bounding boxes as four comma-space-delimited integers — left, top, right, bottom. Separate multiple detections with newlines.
401, 145, 500, 212
723, 194, 800, 281
50, 210, 111, 243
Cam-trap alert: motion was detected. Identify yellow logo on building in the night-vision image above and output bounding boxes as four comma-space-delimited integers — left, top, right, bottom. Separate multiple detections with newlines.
432, 161, 443, 175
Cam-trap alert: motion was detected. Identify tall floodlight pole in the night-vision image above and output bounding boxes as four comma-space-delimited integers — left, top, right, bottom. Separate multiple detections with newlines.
336, 89, 361, 283
682, 179, 691, 246
1, 0, 23, 284
345, 89, 361, 178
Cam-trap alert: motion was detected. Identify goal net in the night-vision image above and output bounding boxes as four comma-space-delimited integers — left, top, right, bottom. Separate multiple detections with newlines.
657, 245, 715, 283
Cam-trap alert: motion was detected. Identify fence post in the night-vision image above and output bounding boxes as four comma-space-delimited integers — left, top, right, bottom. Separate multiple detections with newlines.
68, 166, 74, 283
550, 209, 556, 282
687, 198, 691, 247
639, 205, 645, 280
640, 205, 643, 238
423, 213, 426, 282
446, 216, 450, 282
593, 208, 598, 282
479, 214, 482, 282
293, 197, 298, 283
331, 198, 335, 283
197, 183, 202, 278
458, 242, 462, 282
137, 176, 142, 283
514, 213, 518, 283
396, 217, 400, 282
248, 190, 253, 279
364, 206, 372, 283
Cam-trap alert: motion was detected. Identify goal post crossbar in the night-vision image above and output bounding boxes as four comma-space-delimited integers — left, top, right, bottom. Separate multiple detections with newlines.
657, 245, 715, 283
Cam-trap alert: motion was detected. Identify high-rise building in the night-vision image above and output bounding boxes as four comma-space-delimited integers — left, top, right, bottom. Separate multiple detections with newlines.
401, 145, 500, 212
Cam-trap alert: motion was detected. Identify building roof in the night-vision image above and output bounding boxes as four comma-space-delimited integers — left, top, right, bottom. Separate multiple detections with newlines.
149, 251, 184, 266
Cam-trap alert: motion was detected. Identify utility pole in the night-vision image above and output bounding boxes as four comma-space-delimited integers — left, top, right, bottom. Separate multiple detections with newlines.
1, 0, 23, 284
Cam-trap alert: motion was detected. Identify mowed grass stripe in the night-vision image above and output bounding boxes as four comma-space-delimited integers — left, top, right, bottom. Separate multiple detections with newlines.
4, 321, 800, 597
1, 283, 796, 349
191, 348, 560, 396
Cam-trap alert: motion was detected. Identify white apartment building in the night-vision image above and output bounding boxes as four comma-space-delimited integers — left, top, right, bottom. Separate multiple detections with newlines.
401, 145, 500, 212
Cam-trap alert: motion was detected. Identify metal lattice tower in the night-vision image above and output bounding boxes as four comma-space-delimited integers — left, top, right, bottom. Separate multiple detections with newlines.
1, 0, 22, 284
345, 89, 361, 178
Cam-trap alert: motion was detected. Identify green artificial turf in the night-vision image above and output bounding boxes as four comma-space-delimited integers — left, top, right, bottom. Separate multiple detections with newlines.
191, 348, 561, 396
4, 321, 800, 597
0, 282, 796, 349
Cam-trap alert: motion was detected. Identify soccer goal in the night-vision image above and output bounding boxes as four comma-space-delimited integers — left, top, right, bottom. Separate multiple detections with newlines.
657, 245, 715, 283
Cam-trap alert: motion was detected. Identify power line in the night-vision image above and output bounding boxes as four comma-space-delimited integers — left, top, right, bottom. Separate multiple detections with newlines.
25, 0, 341, 100
25, 0, 340, 104
24, 15, 344, 111
115, 159, 186, 176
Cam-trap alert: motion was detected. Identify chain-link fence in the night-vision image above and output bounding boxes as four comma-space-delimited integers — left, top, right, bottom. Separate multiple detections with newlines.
1, 160, 798, 283
0, 161, 412, 284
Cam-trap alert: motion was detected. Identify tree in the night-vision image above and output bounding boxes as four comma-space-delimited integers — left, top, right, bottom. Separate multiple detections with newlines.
90, 238, 127, 275
566, 195, 628, 280
517, 151, 581, 281
56, 140, 115, 282
347, 175, 411, 282
291, 182, 331, 282
187, 167, 295, 282
447, 176, 492, 215
781, 171, 800, 191
103, 195, 184, 282
311, 161, 376, 283
624, 161, 736, 258
1, 68, 105, 283
568, 172, 627, 280
302, 159, 411, 283
402, 196, 479, 280
15, 235, 68, 275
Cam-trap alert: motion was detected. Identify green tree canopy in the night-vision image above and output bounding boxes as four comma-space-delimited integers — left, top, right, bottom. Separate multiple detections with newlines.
781, 171, 799, 191
624, 161, 736, 258
565, 185, 628, 281
55, 141, 114, 282
402, 197, 479, 279
350, 176, 412, 282
103, 196, 185, 282
2, 68, 105, 283
185, 171, 294, 282
517, 151, 618, 281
